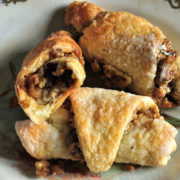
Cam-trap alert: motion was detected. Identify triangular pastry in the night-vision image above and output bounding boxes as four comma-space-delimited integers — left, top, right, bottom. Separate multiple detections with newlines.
70, 88, 177, 172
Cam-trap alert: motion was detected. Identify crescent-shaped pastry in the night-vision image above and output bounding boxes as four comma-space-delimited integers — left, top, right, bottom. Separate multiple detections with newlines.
65, 1, 104, 37
15, 31, 85, 123
15, 88, 177, 174
65, 1, 179, 108
79, 11, 178, 108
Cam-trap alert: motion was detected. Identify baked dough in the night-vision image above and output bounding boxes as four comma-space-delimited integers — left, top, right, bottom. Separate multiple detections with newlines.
70, 88, 177, 172
15, 31, 85, 123
15, 107, 72, 160
65, 1, 103, 36
115, 113, 177, 166
15, 88, 177, 172
77, 10, 178, 108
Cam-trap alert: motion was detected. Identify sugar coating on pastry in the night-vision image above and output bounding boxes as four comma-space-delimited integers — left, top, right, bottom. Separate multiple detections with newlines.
115, 116, 177, 166
70, 87, 161, 172
79, 11, 178, 108
15, 108, 72, 160
79, 12, 165, 95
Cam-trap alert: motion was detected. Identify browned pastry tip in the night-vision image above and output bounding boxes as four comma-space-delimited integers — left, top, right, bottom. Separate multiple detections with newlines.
65, 1, 104, 37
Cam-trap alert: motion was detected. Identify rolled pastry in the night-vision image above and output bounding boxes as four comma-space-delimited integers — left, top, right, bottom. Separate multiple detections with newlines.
15, 31, 85, 123
15, 88, 177, 173
65, 2, 179, 108
15, 120, 71, 160
65, 1, 104, 37
171, 57, 180, 103
15, 107, 83, 161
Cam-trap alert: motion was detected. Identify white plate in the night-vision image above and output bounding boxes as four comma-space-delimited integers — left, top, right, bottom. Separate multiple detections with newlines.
0, 0, 179, 179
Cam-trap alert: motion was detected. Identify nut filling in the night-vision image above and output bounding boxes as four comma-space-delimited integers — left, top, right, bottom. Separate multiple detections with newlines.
62, 100, 84, 162
89, 39, 178, 107
25, 58, 76, 105
90, 60, 132, 89
154, 39, 178, 107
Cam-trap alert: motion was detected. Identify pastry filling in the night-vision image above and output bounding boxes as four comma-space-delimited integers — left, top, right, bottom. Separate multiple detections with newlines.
154, 39, 178, 107
89, 39, 178, 107
25, 55, 78, 105
46, 99, 84, 161
61, 99, 84, 162
129, 108, 159, 130
90, 60, 132, 89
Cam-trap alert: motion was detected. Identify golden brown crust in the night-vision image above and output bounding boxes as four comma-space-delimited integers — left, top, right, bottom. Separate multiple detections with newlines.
79, 11, 178, 108
15, 88, 177, 173
70, 88, 177, 172
15, 120, 71, 160
115, 113, 177, 166
15, 107, 73, 160
15, 30, 85, 123
22, 31, 84, 69
70, 87, 173, 172
79, 11, 164, 95
65, 1, 104, 34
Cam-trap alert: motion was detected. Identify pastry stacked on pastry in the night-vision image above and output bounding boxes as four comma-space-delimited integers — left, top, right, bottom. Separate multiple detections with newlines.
15, 1, 179, 177
16, 88, 177, 173
65, 1, 180, 108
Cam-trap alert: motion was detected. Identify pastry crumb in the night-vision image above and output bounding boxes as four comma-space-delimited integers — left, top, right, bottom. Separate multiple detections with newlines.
51, 164, 64, 175
35, 160, 50, 178
124, 164, 135, 171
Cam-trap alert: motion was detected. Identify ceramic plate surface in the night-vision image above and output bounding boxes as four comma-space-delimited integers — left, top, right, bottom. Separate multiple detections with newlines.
0, 0, 180, 179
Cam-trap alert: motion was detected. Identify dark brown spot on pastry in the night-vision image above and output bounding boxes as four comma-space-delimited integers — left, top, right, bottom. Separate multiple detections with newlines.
20, 100, 29, 109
